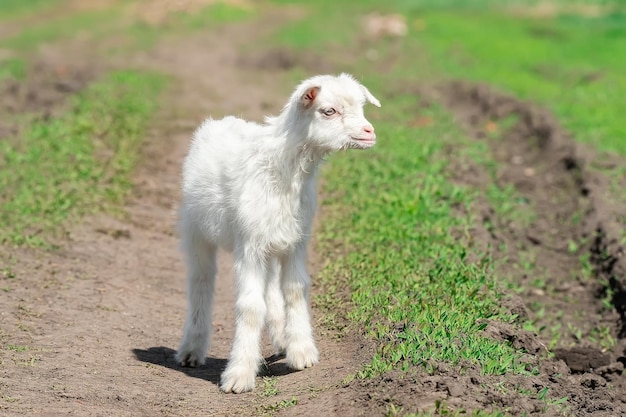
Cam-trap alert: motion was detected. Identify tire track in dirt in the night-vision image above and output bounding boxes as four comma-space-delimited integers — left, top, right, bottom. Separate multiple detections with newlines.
1, 9, 369, 417
437, 82, 626, 415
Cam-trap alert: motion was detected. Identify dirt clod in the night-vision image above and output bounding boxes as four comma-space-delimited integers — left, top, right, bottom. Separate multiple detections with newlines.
445, 382, 465, 397
483, 322, 545, 354
595, 361, 624, 380
554, 346, 611, 373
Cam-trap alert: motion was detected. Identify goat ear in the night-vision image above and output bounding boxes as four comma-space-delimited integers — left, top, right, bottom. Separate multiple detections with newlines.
300, 86, 320, 109
361, 85, 381, 107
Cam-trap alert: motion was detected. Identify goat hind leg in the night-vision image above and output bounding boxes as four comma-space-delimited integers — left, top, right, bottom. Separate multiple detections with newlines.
265, 257, 287, 355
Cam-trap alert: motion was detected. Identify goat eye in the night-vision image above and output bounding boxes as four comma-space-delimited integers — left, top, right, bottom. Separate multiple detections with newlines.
322, 108, 337, 116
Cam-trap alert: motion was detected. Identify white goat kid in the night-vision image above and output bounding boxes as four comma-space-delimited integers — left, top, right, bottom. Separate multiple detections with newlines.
175, 73, 380, 393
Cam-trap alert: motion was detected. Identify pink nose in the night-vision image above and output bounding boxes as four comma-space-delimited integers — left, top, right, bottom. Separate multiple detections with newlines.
363, 125, 375, 134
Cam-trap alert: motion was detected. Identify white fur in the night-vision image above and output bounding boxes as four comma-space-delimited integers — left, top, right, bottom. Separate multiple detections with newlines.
175, 73, 380, 393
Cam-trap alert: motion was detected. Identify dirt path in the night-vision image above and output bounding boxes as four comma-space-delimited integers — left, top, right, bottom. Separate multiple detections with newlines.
0, 10, 366, 417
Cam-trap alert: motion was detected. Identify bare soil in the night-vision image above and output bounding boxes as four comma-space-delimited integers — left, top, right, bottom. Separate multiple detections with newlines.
2, 5, 626, 417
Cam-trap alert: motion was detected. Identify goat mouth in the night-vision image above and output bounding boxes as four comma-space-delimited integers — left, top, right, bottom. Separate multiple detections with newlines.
350, 136, 376, 148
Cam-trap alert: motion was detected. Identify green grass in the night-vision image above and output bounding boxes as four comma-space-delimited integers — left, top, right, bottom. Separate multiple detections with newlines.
0, 57, 26, 82
260, 376, 279, 397
0, 1, 254, 53
0, 8, 120, 51
0, 0, 64, 19
6, 344, 28, 352
317, 94, 529, 378
174, 2, 253, 27
124, 2, 254, 50
410, 10, 626, 155
0, 70, 167, 247
260, 396, 298, 415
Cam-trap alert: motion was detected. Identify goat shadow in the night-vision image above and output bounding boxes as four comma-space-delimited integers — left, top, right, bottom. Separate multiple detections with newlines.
132, 347, 299, 387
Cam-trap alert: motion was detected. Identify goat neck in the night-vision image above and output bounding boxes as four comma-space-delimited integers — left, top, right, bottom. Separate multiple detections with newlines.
265, 110, 326, 189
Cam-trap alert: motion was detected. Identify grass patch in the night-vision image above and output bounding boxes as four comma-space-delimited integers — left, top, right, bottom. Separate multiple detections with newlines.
0, 58, 26, 82
0, 0, 64, 20
272, 3, 359, 50
0, 8, 120, 51
6, 345, 28, 352
0, 70, 167, 247
260, 396, 298, 415
317, 96, 527, 377
260, 376, 279, 397
174, 1, 253, 27
1, 1, 253, 53
125, 2, 254, 50
399, 8, 626, 155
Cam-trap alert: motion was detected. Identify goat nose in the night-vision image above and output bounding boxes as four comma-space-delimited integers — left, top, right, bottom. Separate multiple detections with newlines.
363, 125, 375, 134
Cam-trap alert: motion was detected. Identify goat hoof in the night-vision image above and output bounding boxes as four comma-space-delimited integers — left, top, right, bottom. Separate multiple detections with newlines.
287, 343, 319, 370
175, 351, 204, 368
220, 365, 256, 393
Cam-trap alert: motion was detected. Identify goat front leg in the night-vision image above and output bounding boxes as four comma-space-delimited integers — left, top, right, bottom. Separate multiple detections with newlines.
221, 250, 267, 393
176, 234, 217, 368
281, 244, 319, 370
